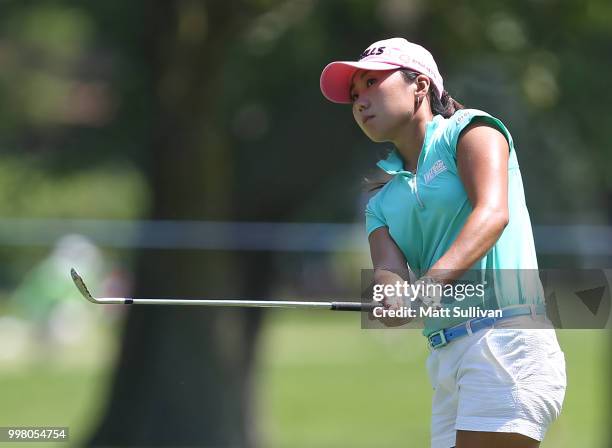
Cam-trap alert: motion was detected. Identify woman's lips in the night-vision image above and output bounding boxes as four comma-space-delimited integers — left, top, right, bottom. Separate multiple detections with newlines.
362, 115, 375, 124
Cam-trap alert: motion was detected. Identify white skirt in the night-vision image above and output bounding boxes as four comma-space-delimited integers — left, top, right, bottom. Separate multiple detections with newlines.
426, 315, 566, 448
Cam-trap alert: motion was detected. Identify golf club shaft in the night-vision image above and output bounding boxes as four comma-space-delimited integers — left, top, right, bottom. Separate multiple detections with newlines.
71, 267, 376, 311
87, 297, 374, 311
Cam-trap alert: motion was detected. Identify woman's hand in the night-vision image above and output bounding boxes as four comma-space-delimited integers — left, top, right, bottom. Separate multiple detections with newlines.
368, 294, 414, 327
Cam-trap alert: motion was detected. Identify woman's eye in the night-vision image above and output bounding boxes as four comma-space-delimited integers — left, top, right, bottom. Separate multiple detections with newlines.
351, 93, 359, 102
366, 78, 376, 87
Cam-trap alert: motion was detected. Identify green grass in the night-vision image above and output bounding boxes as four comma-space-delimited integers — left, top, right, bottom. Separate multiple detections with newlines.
0, 311, 608, 447
256, 312, 432, 447
0, 368, 108, 447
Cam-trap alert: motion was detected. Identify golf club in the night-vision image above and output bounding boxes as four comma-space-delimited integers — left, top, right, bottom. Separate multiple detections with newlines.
70, 268, 376, 312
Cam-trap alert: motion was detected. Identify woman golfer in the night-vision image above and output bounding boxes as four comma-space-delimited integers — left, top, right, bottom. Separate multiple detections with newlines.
320, 38, 566, 448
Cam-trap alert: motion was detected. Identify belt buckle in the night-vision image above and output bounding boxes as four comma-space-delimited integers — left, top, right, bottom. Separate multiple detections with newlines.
428, 329, 448, 349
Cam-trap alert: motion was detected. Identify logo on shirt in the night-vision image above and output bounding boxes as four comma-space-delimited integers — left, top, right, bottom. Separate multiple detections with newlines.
423, 159, 448, 184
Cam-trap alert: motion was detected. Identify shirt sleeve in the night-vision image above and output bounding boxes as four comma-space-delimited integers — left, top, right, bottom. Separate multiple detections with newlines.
365, 195, 386, 236
443, 109, 514, 159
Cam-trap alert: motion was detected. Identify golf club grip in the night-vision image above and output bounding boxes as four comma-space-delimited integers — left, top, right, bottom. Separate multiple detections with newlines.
330, 302, 378, 312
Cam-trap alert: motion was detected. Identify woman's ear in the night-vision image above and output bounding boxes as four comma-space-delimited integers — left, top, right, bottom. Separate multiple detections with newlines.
414, 74, 431, 97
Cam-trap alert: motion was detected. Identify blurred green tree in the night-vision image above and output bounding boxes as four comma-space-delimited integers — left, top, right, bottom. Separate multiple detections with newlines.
87, 1, 272, 446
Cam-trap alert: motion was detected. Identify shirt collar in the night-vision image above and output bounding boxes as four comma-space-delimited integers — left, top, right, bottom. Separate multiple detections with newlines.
376, 148, 405, 174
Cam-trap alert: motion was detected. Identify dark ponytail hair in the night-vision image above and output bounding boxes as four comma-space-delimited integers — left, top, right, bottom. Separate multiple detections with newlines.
365, 70, 465, 192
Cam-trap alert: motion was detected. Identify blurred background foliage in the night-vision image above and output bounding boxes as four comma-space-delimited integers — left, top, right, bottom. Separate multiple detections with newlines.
0, 0, 609, 226
0, 0, 610, 447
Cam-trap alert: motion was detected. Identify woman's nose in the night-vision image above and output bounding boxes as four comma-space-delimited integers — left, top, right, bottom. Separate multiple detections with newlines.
356, 97, 369, 112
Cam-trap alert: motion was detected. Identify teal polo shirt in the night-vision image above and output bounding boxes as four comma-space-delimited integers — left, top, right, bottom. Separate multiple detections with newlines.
365, 109, 545, 337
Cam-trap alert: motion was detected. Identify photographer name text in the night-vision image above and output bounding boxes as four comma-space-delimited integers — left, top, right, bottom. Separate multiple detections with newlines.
372, 306, 502, 319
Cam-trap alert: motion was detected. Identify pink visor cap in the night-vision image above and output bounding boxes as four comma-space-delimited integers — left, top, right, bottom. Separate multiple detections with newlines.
320, 38, 444, 104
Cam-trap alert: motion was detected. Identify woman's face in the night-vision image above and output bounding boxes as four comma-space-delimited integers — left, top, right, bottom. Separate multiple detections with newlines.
350, 69, 416, 142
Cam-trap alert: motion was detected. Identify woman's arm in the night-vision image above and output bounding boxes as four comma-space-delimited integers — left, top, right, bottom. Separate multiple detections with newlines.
368, 227, 413, 325
369, 226, 410, 282
425, 122, 510, 283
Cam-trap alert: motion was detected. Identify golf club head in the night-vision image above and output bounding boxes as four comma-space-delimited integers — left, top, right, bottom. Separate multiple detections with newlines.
70, 268, 99, 304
